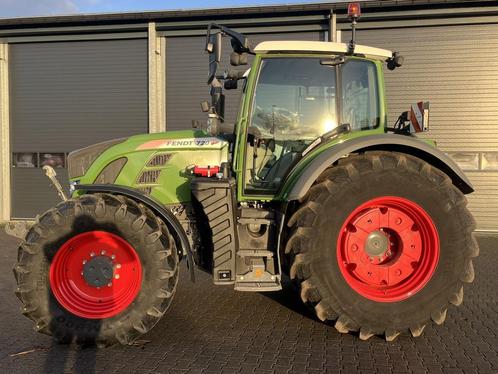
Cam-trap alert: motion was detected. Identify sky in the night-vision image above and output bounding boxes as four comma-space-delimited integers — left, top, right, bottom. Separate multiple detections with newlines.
0, 0, 330, 18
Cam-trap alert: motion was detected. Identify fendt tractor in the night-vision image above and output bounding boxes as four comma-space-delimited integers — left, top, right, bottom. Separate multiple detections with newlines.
12, 4, 478, 346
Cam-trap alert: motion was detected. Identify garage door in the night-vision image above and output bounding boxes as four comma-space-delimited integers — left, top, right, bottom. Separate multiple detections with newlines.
166, 31, 324, 130
9, 39, 148, 218
357, 24, 498, 231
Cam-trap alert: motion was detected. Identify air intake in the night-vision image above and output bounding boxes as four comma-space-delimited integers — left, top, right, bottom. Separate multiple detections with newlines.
137, 170, 161, 184
147, 153, 172, 167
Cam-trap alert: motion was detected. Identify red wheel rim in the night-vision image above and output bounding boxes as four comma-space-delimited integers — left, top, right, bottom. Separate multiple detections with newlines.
49, 231, 142, 319
337, 196, 439, 302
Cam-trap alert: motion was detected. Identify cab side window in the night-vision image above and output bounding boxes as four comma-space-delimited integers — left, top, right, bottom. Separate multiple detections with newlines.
341, 60, 379, 130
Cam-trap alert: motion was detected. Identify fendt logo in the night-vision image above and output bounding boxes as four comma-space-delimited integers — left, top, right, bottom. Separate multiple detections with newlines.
137, 137, 224, 150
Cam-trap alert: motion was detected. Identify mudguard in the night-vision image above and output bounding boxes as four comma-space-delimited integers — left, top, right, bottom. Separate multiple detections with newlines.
75, 184, 195, 281
285, 134, 474, 201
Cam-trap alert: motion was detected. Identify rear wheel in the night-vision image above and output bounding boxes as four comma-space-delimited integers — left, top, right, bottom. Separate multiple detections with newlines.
285, 151, 478, 341
14, 193, 179, 346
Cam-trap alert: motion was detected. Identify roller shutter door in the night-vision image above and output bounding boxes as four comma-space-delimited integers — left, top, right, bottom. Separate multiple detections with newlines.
166, 31, 324, 130
357, 24, 498, 230
9, 39, 148, 218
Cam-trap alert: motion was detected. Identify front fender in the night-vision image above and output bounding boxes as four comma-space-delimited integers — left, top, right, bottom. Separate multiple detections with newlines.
74, 184, 195, 282
283, 134, 474, 201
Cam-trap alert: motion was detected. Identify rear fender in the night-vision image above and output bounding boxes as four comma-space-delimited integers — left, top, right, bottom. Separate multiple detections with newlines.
284, 134, 473, 201
74, 184, 195, 281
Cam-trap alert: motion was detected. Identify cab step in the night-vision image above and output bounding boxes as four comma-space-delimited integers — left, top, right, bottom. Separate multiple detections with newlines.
234, 279, 281, 292
234, 257, 282, 292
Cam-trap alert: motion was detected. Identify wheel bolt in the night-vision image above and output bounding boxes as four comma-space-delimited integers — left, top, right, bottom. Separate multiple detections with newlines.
115, 274, 120, 280
116, 264, 121, 269
395, 218, 402, 225
101, 250, 106, 255
90, 252, 95, 257
82, 260, 87, 265
111, 255, 116, 260
107, 282, 112, 287
352, 244, 358, 252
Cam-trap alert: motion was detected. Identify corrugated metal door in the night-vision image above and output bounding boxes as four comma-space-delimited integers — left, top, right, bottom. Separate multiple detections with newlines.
166, 31, 324, 130
357, 24, 498, 230
9, 39, 148, 218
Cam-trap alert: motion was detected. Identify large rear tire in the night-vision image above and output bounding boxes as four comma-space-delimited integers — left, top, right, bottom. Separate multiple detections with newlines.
285, 151, 478, 341
13, 193, 179, 346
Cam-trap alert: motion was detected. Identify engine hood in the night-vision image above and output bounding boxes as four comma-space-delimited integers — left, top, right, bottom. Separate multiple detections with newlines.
69, 129, 230, 204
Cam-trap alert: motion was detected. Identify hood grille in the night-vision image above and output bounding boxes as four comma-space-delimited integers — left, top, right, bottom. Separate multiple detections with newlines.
147, 153, 172, 167
68, 138, 126, 179
137, 170, 161, 184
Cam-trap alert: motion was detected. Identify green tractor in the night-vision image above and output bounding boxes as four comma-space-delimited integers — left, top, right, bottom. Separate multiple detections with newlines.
13, 5, 477, 346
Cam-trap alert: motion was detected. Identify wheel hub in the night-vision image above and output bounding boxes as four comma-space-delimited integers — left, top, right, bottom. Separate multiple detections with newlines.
337, 196, 440, 303
365, 230, 389, 257
82, 255, 114, 288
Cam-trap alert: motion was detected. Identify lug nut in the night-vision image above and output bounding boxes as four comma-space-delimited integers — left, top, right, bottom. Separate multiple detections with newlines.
90, 252, 95, 257
82, 260, 87, 265
352, 244, 358, 252
101, 250, 106, 255
111, 255, 116, 260
107, 282, 112, 287
115, 274, 120, 280
116, 264, 121, 269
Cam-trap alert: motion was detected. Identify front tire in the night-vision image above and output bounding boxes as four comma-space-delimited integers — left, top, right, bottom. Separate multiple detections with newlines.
13, 193, 179, 346
285, 151, 478, 341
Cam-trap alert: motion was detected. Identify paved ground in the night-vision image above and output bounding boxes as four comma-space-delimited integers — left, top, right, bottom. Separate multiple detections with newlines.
0, 230, 496, 374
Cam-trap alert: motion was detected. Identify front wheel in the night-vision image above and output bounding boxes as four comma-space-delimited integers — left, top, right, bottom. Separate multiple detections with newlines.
14, 193, 179, 346
285, 151, 478, 341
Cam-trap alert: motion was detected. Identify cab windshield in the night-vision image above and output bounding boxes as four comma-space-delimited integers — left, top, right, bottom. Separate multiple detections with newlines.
244, 56, 379, 194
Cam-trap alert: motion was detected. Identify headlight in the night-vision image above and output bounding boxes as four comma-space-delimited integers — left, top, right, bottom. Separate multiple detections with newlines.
67, 138, 126, 178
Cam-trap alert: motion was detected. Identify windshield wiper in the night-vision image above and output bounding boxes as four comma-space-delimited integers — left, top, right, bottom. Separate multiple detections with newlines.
301, 123, 351, 157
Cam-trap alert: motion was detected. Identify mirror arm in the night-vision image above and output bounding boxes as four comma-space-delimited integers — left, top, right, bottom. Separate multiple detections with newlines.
206, 22, 253, 54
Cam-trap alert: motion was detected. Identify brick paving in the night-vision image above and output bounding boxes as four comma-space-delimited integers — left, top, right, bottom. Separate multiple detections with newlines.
0, 230, 496, 374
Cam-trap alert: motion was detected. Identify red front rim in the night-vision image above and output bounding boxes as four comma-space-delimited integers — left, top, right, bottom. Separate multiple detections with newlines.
337, 196, 439, 302
49, 231, 143, 319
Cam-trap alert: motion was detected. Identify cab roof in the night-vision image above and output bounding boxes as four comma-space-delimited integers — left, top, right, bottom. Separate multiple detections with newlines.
253, 41, 393, 61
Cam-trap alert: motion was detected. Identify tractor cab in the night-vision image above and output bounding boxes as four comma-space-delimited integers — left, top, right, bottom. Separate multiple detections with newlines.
203, 21, 401, 198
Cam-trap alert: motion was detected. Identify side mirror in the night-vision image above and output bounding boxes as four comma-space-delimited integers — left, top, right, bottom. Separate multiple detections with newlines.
214, 32, 222, 63
387, 52, 404, 71
230, 51, 248, 66
207, 33, 222, 84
